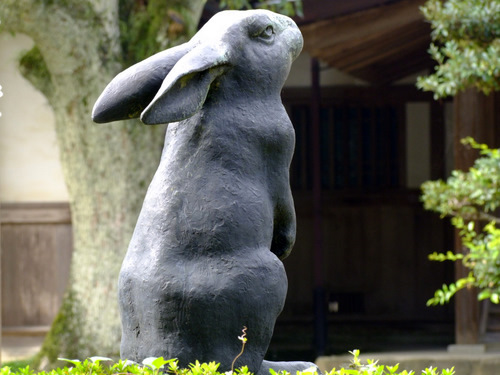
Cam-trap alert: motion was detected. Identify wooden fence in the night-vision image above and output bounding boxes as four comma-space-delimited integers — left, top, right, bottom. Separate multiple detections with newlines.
0, 202, 72, 333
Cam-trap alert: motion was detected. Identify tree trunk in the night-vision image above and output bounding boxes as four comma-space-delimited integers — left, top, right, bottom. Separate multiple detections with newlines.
0, 0, 205, 365
452, 89, 500, 344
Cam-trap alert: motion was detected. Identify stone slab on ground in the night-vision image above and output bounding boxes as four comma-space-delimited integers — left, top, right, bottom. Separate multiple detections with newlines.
1, 335, 44, 364
316, 350, 500, 375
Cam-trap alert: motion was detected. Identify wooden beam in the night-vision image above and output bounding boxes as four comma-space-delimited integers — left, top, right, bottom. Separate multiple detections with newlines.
298, 0, 398, 25
0, 202, 71, 224
322, 22, 430, 73
352, 43, 431, 85
300, 0, 430, 84
301, 0, 427, 52
282, 85, 437, 104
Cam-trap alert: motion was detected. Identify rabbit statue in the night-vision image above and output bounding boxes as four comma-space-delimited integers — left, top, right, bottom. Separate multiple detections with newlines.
92, 9, 315, 375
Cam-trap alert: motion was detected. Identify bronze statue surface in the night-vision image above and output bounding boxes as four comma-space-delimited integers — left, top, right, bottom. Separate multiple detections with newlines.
93, 9, 316, 374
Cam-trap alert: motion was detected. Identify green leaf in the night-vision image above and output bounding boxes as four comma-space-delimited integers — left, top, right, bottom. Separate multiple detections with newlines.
491, 293, 500, 303
89, 356, 113, 364
57, 358, 81, 366
478, 289, 491, 300
142, 357, 175, 370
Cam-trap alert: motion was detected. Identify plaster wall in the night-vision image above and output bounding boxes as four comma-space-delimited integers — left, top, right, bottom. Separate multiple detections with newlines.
0, 33, 69, 203
406, 102, 431, 188
285, 51, 368, 87
404, 101, 454, 188
444, 102, 454, 176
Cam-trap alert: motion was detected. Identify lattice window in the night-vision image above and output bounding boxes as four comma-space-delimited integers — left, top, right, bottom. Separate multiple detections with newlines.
288, 102, 405, 191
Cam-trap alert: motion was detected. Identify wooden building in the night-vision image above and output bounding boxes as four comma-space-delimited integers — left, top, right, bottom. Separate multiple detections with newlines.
270, 0, 500, 358
1, 0, 499, 360
272, 0, 455, 358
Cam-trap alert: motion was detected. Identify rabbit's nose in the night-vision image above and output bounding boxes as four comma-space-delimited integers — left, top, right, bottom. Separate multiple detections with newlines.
290, 30, 304, 60
277, 17, 303, 60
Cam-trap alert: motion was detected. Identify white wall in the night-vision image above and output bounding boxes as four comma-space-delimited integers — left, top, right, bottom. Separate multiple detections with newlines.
285, 51, 368, 87
444, 102, 454, 176
0, 33, 69, 203
406, 102, 431, 188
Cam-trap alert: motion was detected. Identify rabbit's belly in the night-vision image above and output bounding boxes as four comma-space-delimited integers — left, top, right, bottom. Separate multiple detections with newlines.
135, 174, 276, 256
119, 248, 287, 368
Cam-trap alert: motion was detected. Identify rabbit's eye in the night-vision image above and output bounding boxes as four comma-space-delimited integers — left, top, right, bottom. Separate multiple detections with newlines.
259, 25, 274, 40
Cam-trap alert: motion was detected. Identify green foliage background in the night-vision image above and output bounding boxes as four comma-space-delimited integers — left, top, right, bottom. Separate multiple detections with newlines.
418, 0, 500, 305
417, 0, 500, 98
422, 139, 500, 305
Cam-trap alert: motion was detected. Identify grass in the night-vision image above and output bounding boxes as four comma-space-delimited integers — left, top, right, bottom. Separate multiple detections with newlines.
1, 358, 35, 371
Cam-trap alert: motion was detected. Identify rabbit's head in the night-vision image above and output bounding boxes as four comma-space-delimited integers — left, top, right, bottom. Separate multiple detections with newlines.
92, 9, 303, 125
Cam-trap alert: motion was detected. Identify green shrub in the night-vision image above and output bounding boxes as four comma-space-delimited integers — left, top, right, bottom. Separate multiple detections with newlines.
416, 0, 500, 99
319, 350, 454, 375
421, 137, 500, 305
0, 350, 454, 375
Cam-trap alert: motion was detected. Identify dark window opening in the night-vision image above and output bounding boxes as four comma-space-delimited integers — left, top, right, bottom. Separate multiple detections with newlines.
288, 102, 404, 191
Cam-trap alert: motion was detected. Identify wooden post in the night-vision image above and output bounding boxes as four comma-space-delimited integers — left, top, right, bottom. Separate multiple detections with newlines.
452, 89, 499, 344
311, 58, 327, 356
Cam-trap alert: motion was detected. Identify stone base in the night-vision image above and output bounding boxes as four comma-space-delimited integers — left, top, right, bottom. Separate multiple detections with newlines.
448, 343, 500, 353
259, 360, 320, 375
316, 350, 500, 375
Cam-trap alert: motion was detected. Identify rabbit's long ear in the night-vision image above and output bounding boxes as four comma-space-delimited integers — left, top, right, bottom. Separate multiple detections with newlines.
92, 42, 192, 123
140, 44, 230, 125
